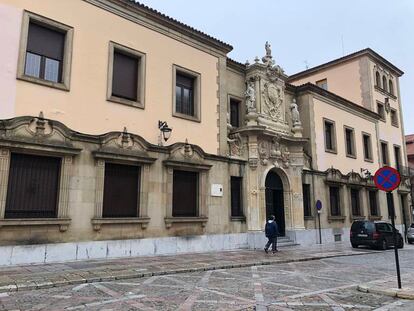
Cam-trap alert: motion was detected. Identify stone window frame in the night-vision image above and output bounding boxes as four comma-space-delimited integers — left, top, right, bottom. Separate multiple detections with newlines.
380, 140, 390, 166
323, 118, 337, 154
343, 125, 357, 159
390, 108, 399, 128
17, 11, 74, 91
362, 132, 373, 163
91, 152, 154, 231
367, 188, 381, 220
348, 186, 364, 220
163, 160, 211, 228
326, 182, 346, 222
377, 101, 386, 122
106, 41, 146, 109
228, 94, 244, 129
172, 64, 202, 122
0, 147, 80, 232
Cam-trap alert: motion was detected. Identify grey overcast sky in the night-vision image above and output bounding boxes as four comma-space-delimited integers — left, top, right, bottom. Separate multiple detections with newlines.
138, 0, 414, 135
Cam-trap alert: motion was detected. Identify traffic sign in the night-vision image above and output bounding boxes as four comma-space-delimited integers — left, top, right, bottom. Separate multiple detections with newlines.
373, 166, 401, 192
316, 200, 322, 211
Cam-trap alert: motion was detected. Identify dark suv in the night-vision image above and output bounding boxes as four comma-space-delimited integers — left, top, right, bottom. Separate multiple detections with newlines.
350, 220, 404, 250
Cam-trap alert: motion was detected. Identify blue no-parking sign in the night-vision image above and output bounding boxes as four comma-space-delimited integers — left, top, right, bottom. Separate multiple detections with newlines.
373, 166, 401, 192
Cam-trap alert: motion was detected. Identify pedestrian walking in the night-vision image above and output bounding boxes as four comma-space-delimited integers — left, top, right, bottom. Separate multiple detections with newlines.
264, 215, 279, 254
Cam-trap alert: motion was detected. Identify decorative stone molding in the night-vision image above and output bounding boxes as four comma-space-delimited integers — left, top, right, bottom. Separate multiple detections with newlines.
0, 218, 71, 232
0, 149, 11, 219
164, 216, 208, 229
91, 217, 150, 231
227, 133, 244, 158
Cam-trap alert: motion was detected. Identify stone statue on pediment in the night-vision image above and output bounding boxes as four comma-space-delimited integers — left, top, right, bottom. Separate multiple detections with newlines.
290, 99, 301, 126
245, 81, 256, 113
262, 41, 274, 67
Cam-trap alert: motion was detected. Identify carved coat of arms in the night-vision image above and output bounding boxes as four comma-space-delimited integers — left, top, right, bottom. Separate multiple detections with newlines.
263, 83, 284, 121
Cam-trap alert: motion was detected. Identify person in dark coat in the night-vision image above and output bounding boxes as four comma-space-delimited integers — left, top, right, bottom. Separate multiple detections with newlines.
264, 215, 279, 253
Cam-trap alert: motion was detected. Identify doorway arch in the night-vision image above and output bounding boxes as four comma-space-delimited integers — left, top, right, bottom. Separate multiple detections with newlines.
265, 170, 286, 236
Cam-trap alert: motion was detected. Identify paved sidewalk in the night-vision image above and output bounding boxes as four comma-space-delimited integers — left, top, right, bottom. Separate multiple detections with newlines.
0, 242, 376, 293
358, 272, 414, 300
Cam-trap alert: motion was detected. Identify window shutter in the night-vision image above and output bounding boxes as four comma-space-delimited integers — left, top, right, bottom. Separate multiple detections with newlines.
112, 51, 139, 101
173, 170, 198, 217
231, 177, 243, 217
27, 22, 65, 61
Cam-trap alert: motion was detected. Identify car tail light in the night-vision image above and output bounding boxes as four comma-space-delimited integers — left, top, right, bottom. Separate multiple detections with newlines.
373, 232, 380, 239
350, 231, 353, 238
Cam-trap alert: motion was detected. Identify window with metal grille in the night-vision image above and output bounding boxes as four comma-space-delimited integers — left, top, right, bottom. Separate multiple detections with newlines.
302, 184, 311, 217
112, 50, 139, 101
5, 153, 61, 218
324, 120, 336, 152
102, 163, 140, 218
231, 177, 243, 217
369, 190, 379, 216
351, 188, 361, 216
25, 22, 65, 83
175, 73, 195, 116
173, 170, 198, 217
230, 99, 241, 128
329, 186, 341, 216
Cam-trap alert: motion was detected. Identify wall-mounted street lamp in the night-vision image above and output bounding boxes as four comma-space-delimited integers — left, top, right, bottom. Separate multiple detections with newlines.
158, 121, 172, 146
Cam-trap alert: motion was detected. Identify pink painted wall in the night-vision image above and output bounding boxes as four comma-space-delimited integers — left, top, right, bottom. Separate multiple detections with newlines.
0, 4, 21, 118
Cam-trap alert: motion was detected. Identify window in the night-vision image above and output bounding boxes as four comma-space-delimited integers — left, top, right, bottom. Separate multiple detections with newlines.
390, 109, 398, 127
368, 190, 379, 216
173, 170, 198, 217
173, 65, 201, 121
362, 133, 373, 161
329, 186, 341, 216
375, 72, 381, 88
102, 163, 140, 218
350, 188, 361, 216
377, 102, 385, 120
5, 153, 61, 219
344, 127, 356, 157
382, 76, 388, 92
18, 12, 73, 90
324, 119, 336, 152
316, 79, 328, 90
107, 42, 146, 108
229, 98, 241, 128
303, 184, 311, 217
230, 177, 243, 217
381, 141, 389, 165
389, 79, 394, 95
394, 146, 401, 171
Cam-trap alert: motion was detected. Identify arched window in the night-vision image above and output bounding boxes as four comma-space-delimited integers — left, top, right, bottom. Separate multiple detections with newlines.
389, 79, 394, 95
375, 72, 381, 88
382, 76, 387, 92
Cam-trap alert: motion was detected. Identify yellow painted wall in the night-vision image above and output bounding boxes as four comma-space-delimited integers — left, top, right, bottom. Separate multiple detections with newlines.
291, 59, 363, 107
0, 0, 220, 154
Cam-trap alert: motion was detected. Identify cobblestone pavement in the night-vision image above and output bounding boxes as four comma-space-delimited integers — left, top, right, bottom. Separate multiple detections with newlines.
0, 243, 377, 293
1, 244, 414, 310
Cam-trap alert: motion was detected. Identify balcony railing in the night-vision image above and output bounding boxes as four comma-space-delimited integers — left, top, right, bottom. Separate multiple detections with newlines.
397, 165, 414, 178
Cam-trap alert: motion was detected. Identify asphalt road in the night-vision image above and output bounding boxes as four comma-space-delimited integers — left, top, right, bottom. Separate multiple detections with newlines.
1, 245, 414, 310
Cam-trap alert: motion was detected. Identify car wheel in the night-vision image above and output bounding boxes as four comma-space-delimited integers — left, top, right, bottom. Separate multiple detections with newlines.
381, 239, 387, 250
398, 239, 404, 249
351, 243, 358, 249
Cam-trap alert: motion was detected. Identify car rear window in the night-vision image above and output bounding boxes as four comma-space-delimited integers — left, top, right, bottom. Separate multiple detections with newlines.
351, 221, 375, 232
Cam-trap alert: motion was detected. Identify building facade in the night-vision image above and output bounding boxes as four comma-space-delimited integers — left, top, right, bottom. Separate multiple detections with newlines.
0, 0, 411, 265
406, 134, 414, 219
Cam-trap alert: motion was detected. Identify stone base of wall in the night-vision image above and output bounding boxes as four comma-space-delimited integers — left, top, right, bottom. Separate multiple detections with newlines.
0, 225, 405, 266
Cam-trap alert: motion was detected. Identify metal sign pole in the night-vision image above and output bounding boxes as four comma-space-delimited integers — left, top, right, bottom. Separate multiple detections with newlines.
389, 191, 402, 289
318, 211, 322, 244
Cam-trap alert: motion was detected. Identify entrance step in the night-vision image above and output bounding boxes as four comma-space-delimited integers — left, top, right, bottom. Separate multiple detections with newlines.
277, 236, 298, 247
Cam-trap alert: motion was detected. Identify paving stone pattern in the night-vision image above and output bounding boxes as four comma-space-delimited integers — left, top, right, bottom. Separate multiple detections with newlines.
1, 244, 414, 310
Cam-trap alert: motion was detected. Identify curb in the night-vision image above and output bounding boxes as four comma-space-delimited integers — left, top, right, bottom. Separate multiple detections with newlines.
0, 251, 374, 294
358, 285, 414, 300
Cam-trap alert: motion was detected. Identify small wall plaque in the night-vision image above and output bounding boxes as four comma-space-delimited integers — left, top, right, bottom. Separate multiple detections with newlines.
211, 184, 223, 197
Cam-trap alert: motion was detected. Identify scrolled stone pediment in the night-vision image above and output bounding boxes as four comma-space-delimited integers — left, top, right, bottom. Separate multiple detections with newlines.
164, 140, 211, 171
325, 168, 344, 183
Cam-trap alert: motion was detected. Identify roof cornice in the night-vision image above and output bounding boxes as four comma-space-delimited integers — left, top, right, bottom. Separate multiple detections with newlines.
83, 0, 233, 54
288, 48, 404, 81
226, 58, 246, 73
290, 82, 381, 121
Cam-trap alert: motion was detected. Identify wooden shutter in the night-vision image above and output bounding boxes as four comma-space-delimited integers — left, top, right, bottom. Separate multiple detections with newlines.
230, 99, 240, 127
172, 170, 198, 217
302, 184, 311, 217
5, 153, 61, 219
27, 22, 65, 61
103, 163, 140, 218
112, 51, 139, 101
231, 177, 243, 217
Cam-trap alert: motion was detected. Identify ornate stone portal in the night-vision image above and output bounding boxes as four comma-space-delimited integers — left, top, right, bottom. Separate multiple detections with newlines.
228, 43, 307, 239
